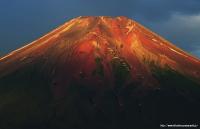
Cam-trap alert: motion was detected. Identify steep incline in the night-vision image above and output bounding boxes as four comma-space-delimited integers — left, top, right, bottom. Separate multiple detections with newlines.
0, 16, 200, 129
0, 16, 199, 82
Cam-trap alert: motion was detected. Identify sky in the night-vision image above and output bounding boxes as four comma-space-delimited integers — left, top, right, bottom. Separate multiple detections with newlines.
0, 0, 200, 58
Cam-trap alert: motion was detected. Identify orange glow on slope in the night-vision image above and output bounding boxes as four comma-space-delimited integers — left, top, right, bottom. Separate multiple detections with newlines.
0, 16, 200, 83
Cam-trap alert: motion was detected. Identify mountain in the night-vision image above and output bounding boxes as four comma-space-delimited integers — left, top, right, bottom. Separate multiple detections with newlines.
0, 16, 200, 129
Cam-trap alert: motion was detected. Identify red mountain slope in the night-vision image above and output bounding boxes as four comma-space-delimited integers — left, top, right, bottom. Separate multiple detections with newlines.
0, 16, 199, 83
0, 16, 200, 129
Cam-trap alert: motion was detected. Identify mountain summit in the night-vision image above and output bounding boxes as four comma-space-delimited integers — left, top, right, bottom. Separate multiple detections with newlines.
0, 16, 200, 129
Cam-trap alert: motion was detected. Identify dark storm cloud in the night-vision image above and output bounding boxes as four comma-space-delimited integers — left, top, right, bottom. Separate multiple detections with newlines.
133, 0, 200, 22
147, 13, 200, 58
0, 0, 200, 58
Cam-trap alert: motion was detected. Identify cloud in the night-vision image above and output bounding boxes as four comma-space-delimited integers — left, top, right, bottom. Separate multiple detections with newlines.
146, 13, 200, 58
133, 0, 200, 22
191, 49, 200, 58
